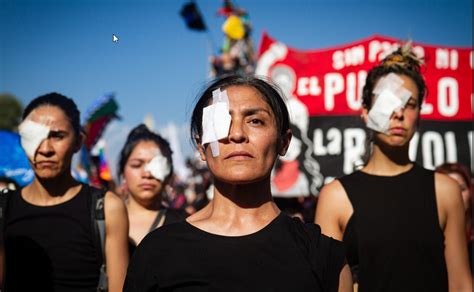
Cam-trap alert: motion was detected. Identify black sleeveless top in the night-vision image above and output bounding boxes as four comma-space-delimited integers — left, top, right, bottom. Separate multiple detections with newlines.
340, 164, 448, 292
128, 208, 188, 256
4, 184, 101, 292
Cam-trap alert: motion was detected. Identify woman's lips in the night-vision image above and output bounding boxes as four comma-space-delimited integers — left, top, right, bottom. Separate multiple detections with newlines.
139, 183, 157, 190
36, 161, 57, 167
389, 127, 406, 135
225, 151, 254, 160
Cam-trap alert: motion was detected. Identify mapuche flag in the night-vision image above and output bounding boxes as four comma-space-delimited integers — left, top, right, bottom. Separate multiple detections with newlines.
83, 93, 119, 150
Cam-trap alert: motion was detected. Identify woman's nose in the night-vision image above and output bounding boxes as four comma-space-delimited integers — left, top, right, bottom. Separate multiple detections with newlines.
36, 138, 54, 156
142, 167, 153, 178
228, 120, 248, 143
392, 107, 405, 120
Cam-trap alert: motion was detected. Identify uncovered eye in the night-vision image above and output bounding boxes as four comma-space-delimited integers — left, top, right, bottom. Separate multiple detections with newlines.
250, 119, 263, 125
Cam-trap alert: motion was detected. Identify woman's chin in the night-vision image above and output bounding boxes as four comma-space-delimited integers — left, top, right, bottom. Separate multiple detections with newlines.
35, 169, 63, 180
131, 190, 161, 204
218, 173, 270, 186
376, 135, 410, 148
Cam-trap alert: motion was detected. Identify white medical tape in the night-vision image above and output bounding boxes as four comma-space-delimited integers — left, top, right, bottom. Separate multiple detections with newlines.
201, 88, 232, 157
18, 120, 50, 159
144, 154, 171, 181
367, 73, 412, 133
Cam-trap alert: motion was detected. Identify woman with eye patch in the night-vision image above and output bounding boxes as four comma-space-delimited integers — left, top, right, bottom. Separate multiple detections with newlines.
3, 93, 129, 292
315, 46, 472, 291
124, 75, 352, 292
117, 124, 188, 256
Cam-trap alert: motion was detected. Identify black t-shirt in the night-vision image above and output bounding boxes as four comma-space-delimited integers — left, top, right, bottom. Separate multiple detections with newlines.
124, 212, 345, 292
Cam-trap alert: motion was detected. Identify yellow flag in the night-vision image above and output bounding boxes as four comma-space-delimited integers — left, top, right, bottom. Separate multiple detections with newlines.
222, 15, 245, 40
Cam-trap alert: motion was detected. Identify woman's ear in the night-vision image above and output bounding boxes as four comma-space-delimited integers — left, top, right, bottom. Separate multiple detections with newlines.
361, 106, 369, 124
194, 134, 207, 161
73, 130, 86, 153
120, 178, 129, 195
278, 129, 292, 156
416, 105, 422, 127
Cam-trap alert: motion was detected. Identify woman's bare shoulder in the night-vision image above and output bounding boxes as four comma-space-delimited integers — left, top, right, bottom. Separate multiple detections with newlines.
434, 172, 463, 210
318, 179, 349, 203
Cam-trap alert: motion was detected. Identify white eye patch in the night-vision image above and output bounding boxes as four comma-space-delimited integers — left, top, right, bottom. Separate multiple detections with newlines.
144, 154, 171, 181
201, 88, 232, 157
367, 73, 412, 133
18, 120, 50, 159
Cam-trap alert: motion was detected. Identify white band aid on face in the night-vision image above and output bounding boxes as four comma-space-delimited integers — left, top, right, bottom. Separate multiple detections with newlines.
367, 73, 412, 133
144, 154, 171, 182
18, 120, 50, 159
201, 88, 232, 157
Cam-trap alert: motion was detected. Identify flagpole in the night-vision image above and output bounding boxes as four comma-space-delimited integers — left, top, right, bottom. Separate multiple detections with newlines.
206, 29, 218, 55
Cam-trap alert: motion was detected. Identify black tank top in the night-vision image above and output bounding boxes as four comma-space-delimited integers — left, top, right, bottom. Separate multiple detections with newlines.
340, 164, 448, 292
5, 184, 101, 292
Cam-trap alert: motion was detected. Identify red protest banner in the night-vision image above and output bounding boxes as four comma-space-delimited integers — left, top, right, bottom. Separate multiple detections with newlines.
257, 32, 473, 197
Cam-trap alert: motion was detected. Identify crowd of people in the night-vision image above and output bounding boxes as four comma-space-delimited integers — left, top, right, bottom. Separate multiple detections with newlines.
0, 45, 472, 292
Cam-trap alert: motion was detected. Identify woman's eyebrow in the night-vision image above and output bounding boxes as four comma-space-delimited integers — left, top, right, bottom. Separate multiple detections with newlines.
230, 107, 272, 116
48, 129, 68, 135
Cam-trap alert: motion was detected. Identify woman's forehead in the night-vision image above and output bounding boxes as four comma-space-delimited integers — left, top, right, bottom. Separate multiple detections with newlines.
25, 105, 71, 129
226, 85, 272, 111
130, 141, 161, 158
375, 74, 419, 96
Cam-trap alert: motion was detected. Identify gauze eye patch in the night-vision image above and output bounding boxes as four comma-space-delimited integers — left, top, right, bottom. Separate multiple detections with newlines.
367, 73, 412, 133
201, 88, 232, 157
18, 120, 50, 159
144, 154, 171, 182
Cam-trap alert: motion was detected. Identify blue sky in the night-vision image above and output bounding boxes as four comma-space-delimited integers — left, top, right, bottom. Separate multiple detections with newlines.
1, 0, 472, 178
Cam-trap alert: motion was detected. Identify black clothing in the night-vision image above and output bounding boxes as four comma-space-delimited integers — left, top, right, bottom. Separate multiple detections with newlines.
128, 208, 188, 256
4, 184, 101, 292
340, 164, 448, 292
124, 212, 345, 292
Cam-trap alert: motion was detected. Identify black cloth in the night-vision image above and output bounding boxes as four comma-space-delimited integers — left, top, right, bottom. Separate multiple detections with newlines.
340, 164, 448, 292
124, 212, 345, 292
4, 184, 101, 292
128, 208, 188, 256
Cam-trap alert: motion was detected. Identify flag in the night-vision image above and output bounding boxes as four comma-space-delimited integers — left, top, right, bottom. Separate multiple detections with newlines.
72, 146, 92, 183
180, 2, 207, 31
0, 130, 33, 186
83, 93, 119, 150
97, 144, 112, 182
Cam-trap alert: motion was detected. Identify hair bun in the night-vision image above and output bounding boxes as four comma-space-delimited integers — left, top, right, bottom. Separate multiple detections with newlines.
127, 124, 151, 140
382, 42, 423, 73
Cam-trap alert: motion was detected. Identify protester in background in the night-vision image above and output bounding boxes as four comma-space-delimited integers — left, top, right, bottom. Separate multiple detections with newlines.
436, 162, 473, 274
182, 156, 211, 214
3, 93, 129, 291
118, 124, 187, 255
315, 45, 472, 291
124, 75, 352, 291
210, 0, 256, 77
435, 163, 472, 236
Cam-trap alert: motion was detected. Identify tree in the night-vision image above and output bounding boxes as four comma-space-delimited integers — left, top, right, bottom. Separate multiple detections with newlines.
0, 93, 23, 131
